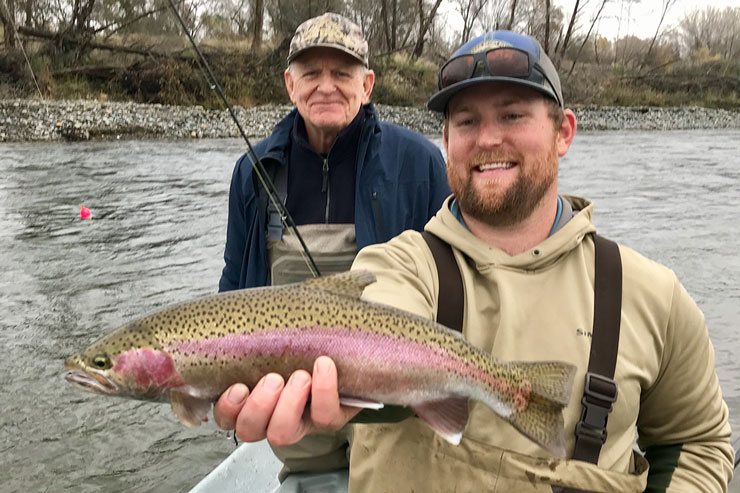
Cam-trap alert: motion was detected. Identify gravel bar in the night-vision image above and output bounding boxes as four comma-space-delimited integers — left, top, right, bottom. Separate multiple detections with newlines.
1, 98, 739, 142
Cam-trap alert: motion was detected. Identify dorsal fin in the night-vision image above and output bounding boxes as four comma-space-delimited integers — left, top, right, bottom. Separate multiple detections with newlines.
302, 270, 376, 299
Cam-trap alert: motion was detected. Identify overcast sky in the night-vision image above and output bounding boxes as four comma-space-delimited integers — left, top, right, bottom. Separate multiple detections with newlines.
438, 0, 740, 41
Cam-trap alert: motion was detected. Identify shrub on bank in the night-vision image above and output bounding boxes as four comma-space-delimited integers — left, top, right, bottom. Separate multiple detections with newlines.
370, 53, 438, 107
0, 40, 738, 110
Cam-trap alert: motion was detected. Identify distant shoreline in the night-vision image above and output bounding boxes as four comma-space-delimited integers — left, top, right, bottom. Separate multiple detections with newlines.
1, 98, 739, 142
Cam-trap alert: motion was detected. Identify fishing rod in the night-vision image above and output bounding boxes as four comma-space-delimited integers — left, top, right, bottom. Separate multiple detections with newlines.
165, 0, 320, 278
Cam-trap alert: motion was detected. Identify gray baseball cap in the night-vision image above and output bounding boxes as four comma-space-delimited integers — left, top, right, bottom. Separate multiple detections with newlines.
288, 13, 369, 67
427, 31, 563, 112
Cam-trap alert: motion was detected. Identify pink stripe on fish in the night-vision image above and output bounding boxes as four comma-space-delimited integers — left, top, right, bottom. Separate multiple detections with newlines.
170, 328, 521, 398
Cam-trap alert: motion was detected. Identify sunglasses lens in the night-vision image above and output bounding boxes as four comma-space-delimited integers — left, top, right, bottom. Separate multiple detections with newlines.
486, 49, 529, 77
440, 56, 475, 88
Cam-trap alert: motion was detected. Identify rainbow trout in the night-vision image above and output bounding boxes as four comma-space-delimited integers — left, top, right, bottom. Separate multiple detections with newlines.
65, 270, 576, 455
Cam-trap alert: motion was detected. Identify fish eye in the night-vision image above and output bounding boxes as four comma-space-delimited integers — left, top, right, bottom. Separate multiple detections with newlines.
92, 353, 112, 369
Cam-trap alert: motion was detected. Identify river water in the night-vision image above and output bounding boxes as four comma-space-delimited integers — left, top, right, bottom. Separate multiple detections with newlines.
0, 130, 738, 492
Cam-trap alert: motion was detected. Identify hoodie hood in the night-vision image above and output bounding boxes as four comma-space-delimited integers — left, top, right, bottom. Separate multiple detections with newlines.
425, 195, 596, 272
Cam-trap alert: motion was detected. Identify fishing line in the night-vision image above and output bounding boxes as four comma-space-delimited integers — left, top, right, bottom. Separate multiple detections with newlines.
165, 0, 320, 278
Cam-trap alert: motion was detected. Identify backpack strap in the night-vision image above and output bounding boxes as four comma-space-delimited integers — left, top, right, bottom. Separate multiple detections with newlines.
421, 231, 464, 332
570, 233, 622, 466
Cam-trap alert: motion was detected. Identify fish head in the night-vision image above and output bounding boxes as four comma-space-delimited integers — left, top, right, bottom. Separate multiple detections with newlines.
65, 322, 185, 401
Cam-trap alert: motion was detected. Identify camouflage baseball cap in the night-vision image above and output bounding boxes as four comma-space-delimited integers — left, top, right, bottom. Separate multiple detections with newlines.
288, 12, 369, 67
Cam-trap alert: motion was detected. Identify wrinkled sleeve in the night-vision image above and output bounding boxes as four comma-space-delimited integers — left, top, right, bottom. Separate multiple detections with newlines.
636, 278, 734, 492
270, 427, 354, 481
352, 229, 438, 319
218, 155, 250, 293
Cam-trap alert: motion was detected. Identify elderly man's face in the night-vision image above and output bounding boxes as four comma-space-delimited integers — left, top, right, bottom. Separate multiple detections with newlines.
444, 82, 574, 227
285, 48, 374, 138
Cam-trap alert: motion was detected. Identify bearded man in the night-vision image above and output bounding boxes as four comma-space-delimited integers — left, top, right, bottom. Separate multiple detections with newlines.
215, 30, 734, 491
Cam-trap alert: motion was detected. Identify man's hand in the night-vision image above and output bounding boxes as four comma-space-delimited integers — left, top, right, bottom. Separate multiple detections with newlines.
213, 356, 361, 446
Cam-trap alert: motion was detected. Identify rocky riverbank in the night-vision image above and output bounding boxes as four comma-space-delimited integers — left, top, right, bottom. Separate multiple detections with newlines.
1, 98, 739, 142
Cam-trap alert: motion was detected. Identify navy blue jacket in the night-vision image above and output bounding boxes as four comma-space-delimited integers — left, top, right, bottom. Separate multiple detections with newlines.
218, 103, 450, 291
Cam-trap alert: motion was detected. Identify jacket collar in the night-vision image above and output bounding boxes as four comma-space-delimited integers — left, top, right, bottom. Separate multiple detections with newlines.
426, 195, 596, 271
260, 103, 378, 165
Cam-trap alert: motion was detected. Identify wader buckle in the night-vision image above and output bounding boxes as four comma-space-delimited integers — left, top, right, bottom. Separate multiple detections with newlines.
575, 372, 618, 445
267, 206, 285, 240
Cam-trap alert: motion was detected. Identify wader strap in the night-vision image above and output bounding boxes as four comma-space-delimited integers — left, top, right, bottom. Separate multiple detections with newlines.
266, 164, 289, 240
421, 231, 464, 332
571, 234, 622, 466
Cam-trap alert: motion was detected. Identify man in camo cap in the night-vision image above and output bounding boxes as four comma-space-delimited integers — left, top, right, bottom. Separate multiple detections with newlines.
215, 11, 449, 488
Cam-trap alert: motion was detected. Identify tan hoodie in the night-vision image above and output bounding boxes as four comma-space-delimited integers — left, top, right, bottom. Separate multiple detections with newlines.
348, 195, 733, 492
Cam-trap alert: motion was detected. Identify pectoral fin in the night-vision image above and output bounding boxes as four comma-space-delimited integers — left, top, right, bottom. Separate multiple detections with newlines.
412, 397, 470, 445
170, 390, 212, 427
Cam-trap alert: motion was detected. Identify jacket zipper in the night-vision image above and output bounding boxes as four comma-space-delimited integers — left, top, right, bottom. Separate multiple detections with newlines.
371, 191, 386, 241
322, 157, 330, 223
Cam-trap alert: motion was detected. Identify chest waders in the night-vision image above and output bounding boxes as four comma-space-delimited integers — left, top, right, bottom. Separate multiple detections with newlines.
263, 162, 358, 286
421, 231, 622, 493
264, 160, 356, 493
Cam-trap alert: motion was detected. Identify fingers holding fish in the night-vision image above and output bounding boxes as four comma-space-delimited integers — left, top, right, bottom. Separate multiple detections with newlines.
233, 373, 286, 443
266, 370, 312, 446
213, 383, 250, 431
310, 356, 347, 430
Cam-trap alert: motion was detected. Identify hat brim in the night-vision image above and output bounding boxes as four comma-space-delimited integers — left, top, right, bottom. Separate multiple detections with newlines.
427, 76, 561, 113
287, 44, 368, 67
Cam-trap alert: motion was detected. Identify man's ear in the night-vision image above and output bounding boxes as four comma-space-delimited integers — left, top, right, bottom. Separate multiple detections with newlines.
284, 68, 295, 103
362, 69, 375, 104
556, 109, 577, 157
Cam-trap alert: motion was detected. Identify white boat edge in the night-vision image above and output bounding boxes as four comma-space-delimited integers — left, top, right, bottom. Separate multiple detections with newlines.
188, 439, 350, 492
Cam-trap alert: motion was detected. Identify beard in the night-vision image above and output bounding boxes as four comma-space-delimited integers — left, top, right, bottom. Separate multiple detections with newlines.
447, 143, 559, 228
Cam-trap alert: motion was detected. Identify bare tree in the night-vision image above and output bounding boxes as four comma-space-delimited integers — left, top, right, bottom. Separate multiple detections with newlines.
380, 0, 395, 51
678, 6, 740, 62
22, 0, 30, 26
252, 0, 263, 49
613, 0, 640, 64
71, 0, 96, 31
557, 0, 581, 66
454, 0, 487, 44
477, 0, 508, 32
568, 0, 608, 75
514, 0, 565, 46
641, 0, 677, 68
543, 0, 550, 52
506, 0, 516, 29
266, 0, 343, 40
1, 0, 18, 48
412, 0, 442, 57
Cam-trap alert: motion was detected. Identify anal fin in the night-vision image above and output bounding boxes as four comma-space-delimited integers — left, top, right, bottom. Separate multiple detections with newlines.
170, 390, 212, 427
411, 397, 469, 445
339, 396, 385, 410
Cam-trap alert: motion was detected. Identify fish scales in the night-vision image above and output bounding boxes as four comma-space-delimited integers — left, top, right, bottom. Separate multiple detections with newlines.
65, 270, 576, 455
157, 286, 528, 402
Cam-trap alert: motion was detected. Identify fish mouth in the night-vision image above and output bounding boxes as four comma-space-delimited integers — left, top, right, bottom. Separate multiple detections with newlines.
65, 370, 119, 395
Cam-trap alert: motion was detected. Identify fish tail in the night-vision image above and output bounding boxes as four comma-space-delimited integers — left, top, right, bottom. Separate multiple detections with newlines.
492, 361, 576, 457
517, 361, 576, 407
508, 397, 568, 456
506, 361, 576, 456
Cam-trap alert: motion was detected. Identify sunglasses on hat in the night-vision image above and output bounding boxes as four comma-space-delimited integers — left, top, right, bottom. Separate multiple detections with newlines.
438, 47, 561, 106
